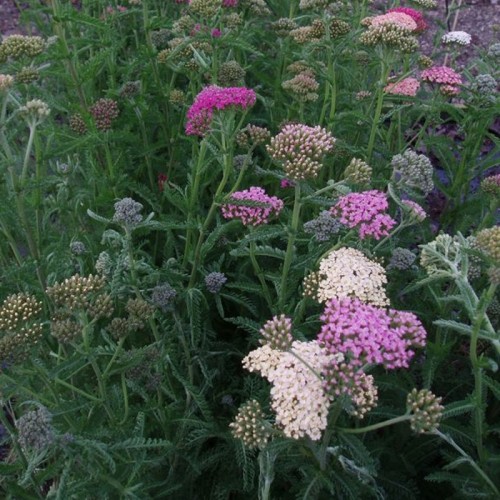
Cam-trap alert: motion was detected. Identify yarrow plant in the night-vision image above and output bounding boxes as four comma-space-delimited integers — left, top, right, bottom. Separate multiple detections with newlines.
330, 190, 397, 240
267, 123, 335, 180
221, 187, 284, 226
185, 85, 256, 136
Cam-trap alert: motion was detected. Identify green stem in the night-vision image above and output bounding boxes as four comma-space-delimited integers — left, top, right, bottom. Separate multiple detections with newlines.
337, 414, 410, 434
470, 283, 497, 465
249, 239, 274, 311
21, 122, 36, 182
367, 59, 390, 162
279, 183, 302, 310
434, 429, 500, 497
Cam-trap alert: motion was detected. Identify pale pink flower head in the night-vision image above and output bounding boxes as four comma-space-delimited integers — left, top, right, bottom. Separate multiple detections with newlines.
221, 186, 284, 226
401, 199, 427, 222
267, 124, 336, 180
370, 12, 417, 32
330, 190, 397, 240
384, 77, 420, 97
388, 7, 427, 32
186, 85, 256, 136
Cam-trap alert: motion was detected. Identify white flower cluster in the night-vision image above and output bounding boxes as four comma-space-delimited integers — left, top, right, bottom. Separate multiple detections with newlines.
442, 31, 471, 46
243, 341, 341, 441
313, 247, 389, 306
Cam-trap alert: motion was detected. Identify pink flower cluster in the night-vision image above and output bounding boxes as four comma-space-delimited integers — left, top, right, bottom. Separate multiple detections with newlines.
221, 187, 284, 226
186, 85, 256, 136
330, 190, 396, 240
388, 7, 427, 32
421, 66, 462, 96
318, 297, 427, 370
401, 199, 427, 221
222, 0, 238, 6
384, 77, 420, 97
370, 12, 417, 32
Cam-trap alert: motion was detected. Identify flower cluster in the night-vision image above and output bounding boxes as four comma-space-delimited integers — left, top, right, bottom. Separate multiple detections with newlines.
0, 74, 14, 92
0, 293, 42, 332
322, 360, 378, 418
258, 314, 293, 351
236, 124, 271, 147
218, 61, 245, 86
189, 0, 221, 17
387, 7, 427, 32
204, 272, 227, 294
343, 158, 372, 185
0, 35, 45, 60
243, 340, 337, 440
151, 283, 177, 311
318, 297, 427, 370
442, 31, 471, 46
421, 66, 462, 96
369, 12, 418, 32
221, 187, 283, 226
360, 22, 419, 53
229, 400, 271, 449
481, 173, 500, 197
303, 210, 342, 242
330, 190, 396, 240
408, 0, 437, 8
20, 99, 50, 123
185, 85, 256, 136
113, 197, 144, 227
46, 275, 105, 310
476, 227, 500, 264
290, 19, 325, 44
282, 71, 320, 102
384, 77, 420, 97
90, 98, 119, 131
16, 406, 55, 452
388, 247, 417, 271
306, 247, 389, 307
391, 149, 434, 195
267, 123, 335, 180
407, 389, 444, 433
401, 199, 427, 222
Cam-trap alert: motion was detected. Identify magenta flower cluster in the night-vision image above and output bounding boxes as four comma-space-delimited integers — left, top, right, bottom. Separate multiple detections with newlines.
330, 190, 396, 240
222, 0, 238, 6
221, 187, 284, 226
185, 85, 257, 136
318, 297, 427, 370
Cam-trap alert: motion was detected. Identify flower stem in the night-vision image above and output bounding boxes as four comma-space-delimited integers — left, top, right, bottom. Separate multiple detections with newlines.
279, 182, 302, 310
337, 414, 410, 434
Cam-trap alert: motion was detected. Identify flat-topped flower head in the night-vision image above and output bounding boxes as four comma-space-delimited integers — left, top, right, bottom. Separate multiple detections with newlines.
421, 66, 462, 95
388, 7, 427, 32
311, 247, 389, 306
267, 123, 335, 180
369, 12, 417, 32
221, 187, 283, 226
318, 297, 427, 370
408, 0, 437, 8
442, 31, 471, 46
331, 190, 396, 240
186, 85, 256, 136
384, 77, 420, 97
243, 340, 338, 441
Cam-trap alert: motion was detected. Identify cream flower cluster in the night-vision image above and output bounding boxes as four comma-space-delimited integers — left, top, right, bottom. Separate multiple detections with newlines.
310, 247, 389, 306
442, 31, 471, 46
243, 340, 340, 441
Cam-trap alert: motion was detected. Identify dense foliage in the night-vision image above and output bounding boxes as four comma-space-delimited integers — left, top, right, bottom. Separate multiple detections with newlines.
0, 0, 499, 498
